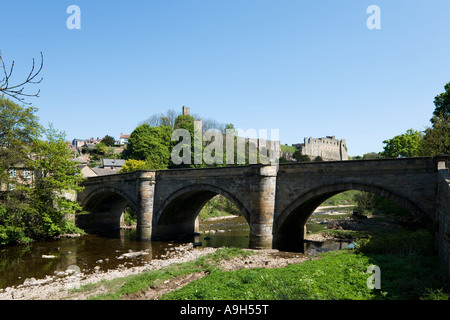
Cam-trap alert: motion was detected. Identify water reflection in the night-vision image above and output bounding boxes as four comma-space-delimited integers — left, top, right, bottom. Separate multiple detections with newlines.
0, 230, 168, 289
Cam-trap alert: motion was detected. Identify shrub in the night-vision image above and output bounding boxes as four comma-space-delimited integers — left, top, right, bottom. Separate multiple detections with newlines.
355, 229, 435, 256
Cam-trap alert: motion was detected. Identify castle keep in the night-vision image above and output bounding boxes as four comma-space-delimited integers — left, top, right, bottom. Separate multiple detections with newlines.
293, 136, 348, 161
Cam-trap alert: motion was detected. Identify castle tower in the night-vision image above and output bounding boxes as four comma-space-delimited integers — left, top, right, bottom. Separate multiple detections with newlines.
182, 106, 190, 116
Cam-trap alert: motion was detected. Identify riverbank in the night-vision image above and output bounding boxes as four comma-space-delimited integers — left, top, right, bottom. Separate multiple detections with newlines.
0, 245, 307, 300
0, 243, 214, 300
1, 206, 448, 300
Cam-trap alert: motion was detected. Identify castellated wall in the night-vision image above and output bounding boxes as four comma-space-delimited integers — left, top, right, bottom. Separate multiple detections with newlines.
293, 136, 348, 161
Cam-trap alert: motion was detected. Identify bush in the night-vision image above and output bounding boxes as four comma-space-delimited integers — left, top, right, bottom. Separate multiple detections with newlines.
198, 195, 240, 219
355, 229, 435, 256
353, 192, 410, 218
123, 207, 137, 226
0, 225, 31, 245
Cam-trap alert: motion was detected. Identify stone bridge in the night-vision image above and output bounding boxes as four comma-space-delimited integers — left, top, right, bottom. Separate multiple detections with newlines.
76, 156, 450, 273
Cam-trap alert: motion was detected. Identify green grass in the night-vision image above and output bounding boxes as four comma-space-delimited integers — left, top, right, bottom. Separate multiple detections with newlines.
161, 228, 449, 300
78, 226, 449, 301
81, 242, 449, 300
280, 145, 298, 153
320, 191, 359, 206
161, 249, 449, 300
87, 247, 253, 300
161, 251, 376, 300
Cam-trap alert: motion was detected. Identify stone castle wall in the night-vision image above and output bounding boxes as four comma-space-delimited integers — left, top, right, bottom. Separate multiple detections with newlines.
293, 136, 347, 161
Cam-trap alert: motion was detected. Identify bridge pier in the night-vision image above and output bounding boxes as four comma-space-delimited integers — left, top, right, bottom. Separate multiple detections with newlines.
248, 165, 277, 249
136, 172, 156, 241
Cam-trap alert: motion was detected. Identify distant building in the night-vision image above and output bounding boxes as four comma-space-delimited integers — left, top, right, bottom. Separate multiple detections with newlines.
102, 158, 126, 170
72, 139, 86, 148
293, 136, 348, 161
79, 165, 119, 177
1, 165, 35, 191
119, 134, 130, 145
182, 106, 190, 116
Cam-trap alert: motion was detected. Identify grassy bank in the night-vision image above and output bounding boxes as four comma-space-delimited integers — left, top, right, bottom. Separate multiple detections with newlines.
80, 229, 449, 300
161, 229, 449, 300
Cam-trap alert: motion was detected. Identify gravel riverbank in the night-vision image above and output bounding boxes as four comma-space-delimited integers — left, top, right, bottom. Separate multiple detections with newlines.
0, 243, 307, 300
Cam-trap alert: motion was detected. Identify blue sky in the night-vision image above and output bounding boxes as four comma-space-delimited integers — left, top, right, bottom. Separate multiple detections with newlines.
1, 0, 449, 157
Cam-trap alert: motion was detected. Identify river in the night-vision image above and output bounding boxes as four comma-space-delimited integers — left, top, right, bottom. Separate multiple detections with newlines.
0, 210, 351, 289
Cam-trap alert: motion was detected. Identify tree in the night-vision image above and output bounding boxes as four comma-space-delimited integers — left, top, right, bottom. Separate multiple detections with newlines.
141, 109, 179, 129
313, 156, 324, 162
172, 114, 199, 168
381, 129, 424, 158
432, 82, 450, 122
0, 97, 42, 189
127, 124, 173, 169
421, 113, 450, 156
293, 150, 311, 162
417, 82, 450, 156
119, 159, 151, 173
101, 135, 115, 147
362, 152, 383, 160
28, 125, 85, 239
0, 52, 44, 105
0, 123, 86, 244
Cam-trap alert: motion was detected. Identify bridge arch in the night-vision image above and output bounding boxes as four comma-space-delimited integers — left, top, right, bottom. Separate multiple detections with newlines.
77, 187, 138, 233
152, 184, 250, 240
273, 182, 432, 251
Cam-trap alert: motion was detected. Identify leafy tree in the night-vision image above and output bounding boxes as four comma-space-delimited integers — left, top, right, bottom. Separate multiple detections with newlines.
293, 151, 311, 162
381, 129, 424, 158
174, 114, 195, 132
421, 113, 450, 156
101, 135, 115, 147
95, 142, 107, 154
172, 114, 200, 168
119, 159, 151, 172
313, 156, 324, 162
0, 97, 42, 191
27, 125, 85, 239
432, 82, 450, 122
417, 82, 450, 156
127, 124, 173, 169
0, 123, 85, 244
362, 152, 383, 160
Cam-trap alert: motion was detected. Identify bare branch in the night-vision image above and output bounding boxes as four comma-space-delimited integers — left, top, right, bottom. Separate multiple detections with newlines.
0, 52, 44, 105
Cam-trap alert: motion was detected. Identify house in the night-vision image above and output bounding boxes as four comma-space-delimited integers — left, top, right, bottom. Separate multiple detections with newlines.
102, 158, 126, 170
119, 134, 130, 145
72, 139, 86, 148
1, 165, 35, 191
80, 165, 118, 177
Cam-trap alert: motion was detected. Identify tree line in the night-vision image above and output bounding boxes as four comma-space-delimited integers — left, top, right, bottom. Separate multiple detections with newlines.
0, 97, 85, 245
377, 82, 449, 158
282, 82, 449, 161
120, 110, 263, 172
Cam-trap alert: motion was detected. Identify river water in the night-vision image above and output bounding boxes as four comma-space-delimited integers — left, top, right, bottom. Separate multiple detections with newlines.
0, 213, 350, 289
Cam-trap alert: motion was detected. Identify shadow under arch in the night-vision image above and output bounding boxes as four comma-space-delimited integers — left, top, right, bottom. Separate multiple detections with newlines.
76, 186, 138, 234
152, 184, 251, 241
273, 182, 432, 252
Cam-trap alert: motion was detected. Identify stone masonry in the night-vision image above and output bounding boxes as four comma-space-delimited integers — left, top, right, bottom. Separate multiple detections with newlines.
77, 156, 450, 276
293, 136, 348, 161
